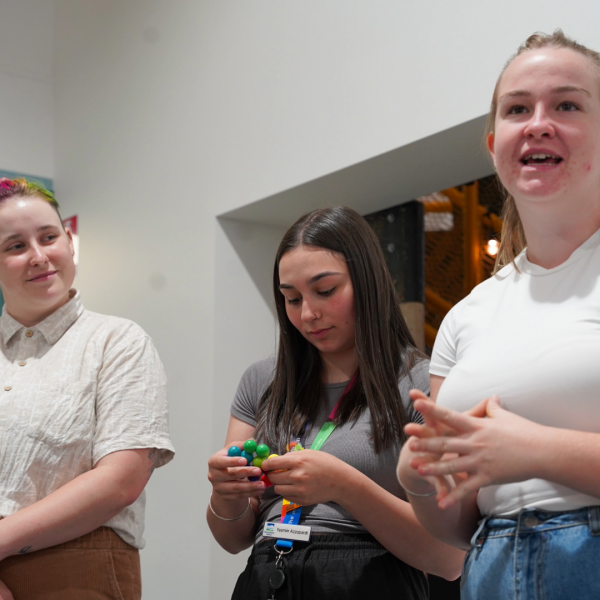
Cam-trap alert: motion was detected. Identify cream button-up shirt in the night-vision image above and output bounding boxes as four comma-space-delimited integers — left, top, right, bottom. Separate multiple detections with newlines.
0, 291, 174, 548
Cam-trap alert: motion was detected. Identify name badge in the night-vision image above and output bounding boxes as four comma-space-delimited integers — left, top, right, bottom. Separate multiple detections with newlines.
262, 521, 312, 542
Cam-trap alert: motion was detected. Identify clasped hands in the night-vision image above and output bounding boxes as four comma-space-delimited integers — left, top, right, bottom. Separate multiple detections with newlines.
401, 390, 544, 510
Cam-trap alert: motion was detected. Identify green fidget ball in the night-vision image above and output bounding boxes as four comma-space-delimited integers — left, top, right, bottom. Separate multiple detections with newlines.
255, 444, 270, 458
243, 439, 258, 453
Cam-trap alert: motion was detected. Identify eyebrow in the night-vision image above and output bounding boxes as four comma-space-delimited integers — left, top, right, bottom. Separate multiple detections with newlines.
279, 271, 342, 290
499, 85, 591, 103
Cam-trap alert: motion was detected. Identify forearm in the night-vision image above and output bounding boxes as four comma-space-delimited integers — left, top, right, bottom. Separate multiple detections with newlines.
407, 485, 480, 551
206, 495, 258, 554
333, 466, 465, 579
535, 426, 600, 497
0, 466, 140, 559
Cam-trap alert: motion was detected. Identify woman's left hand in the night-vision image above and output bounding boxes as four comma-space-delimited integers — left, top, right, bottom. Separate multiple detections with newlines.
261, 450, 351, 506
408, 396, 546, 509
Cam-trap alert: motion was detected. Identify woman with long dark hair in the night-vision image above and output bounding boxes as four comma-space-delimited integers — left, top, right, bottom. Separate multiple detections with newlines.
208, 206, 463, 599
397, 30, 600, 600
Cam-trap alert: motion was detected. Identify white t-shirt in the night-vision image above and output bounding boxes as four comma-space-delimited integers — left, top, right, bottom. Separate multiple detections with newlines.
431, 228, 600, 516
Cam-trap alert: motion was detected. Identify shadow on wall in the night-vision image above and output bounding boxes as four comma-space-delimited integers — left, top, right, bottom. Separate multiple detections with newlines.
218, 217, 288, 313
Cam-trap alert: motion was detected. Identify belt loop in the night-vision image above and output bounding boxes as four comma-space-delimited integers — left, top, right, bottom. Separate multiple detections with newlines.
470, 516, 490, 551
588, 506, 600, 536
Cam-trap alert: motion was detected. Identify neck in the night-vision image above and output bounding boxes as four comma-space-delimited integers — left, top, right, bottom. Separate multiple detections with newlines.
5, 293, 72, 327
320, 348, 357, 384
517, 193, 600, 269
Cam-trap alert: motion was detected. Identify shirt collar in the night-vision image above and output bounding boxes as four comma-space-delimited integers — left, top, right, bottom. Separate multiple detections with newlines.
0, 290, 84, 345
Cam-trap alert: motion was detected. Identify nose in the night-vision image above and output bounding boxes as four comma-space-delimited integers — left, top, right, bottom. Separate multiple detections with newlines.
300, 299, 319, 323
29, 243, 49, 267
524, 104, 555, 139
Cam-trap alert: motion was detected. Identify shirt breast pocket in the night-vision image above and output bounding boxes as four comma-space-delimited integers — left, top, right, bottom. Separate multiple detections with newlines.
26, 380, 96, 448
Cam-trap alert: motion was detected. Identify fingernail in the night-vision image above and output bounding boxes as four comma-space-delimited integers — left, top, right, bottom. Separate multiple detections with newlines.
256, 482, 265, 490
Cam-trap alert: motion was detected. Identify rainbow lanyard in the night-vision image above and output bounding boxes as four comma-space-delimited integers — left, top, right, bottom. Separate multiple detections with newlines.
275, 397, 344, 551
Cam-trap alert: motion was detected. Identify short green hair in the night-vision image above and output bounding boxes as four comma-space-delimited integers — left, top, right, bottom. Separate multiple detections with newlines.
0, 178, 60, 215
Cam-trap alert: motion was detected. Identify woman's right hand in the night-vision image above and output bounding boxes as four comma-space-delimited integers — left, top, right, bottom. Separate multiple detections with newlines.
207, 440, 266, 502
0, 577, 14, 600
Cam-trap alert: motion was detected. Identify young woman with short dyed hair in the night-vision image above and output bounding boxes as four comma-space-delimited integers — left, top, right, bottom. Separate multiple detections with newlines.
0, 178, 174, 599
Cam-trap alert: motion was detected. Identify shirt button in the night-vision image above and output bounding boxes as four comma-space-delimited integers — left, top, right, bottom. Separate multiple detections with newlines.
4, 386, 11, 392
25, 330, 33, 338
523, 515, 539, 528
18, 361, 26, 367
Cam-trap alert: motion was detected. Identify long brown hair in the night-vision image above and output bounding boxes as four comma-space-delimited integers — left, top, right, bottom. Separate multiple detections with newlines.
254, 206, 422, 454
486, 30, 600, 272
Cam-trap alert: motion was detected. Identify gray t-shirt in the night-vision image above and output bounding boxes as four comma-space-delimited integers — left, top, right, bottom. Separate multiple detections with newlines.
230, 356, 429, 542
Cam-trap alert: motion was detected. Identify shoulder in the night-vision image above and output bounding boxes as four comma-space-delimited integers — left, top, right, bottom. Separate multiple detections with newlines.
79, 310, 149, 335
237, 356, 276, 394
398, 356, 429, 396
77, 310, 154, 347
231, 356, 276, 426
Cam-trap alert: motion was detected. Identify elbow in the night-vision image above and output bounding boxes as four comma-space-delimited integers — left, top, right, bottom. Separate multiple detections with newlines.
436, 560, 464, 582
117, 481, 147, 510
123, 486, 145, 508
216, 540, 247, 555
427, 549, 465, 581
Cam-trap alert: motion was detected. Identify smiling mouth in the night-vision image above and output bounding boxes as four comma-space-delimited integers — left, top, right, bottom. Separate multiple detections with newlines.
521, 153, 563, 166
27, 271, 57, 282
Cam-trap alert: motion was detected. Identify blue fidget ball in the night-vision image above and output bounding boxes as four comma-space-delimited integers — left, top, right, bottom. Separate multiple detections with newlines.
241, 451, 255, 465
227, 446, 242, 457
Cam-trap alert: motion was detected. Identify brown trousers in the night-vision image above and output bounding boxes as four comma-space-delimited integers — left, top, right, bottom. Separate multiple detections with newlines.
0, 526, 141, 600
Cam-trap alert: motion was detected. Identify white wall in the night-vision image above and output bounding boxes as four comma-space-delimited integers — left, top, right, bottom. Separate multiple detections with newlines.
0, 0, 54, 178
46, 1, 600, 598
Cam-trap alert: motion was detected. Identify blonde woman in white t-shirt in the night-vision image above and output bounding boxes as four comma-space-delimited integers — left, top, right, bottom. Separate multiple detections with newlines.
397, 30, 600, 600
0, 178, 174, 600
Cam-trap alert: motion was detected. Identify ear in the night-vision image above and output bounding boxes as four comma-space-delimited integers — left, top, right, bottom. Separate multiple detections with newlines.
487, 132, 496, 166
64, 227, 75, 257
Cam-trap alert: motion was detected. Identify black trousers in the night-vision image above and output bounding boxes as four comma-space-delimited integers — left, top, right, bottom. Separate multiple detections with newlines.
232, 533, 428, 600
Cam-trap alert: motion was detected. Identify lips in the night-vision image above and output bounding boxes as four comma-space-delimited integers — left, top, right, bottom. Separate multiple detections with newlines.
520, 152, 563, 166
27, 270, 57, 282
308, 327, 332, 338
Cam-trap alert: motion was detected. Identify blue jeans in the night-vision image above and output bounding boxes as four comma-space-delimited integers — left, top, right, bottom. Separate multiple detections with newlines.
461, 507, 600, 600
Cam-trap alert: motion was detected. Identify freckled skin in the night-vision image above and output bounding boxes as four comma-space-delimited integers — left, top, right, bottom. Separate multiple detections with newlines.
489, 48, 600, 213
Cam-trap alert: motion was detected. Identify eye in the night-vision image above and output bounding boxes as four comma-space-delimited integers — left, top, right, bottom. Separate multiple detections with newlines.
317, 287, 336, 297
6, 242, 24, 252
285, 297, 301, 306
557, 101, 579, 112
42, 233, 58, 243
506, 105, 528, 116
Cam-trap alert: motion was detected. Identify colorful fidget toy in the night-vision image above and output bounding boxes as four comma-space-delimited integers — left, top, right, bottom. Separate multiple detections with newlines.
227, 440, 277, 486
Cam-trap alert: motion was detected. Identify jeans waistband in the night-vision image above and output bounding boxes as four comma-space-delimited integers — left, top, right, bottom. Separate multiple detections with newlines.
471, 506, 600, 549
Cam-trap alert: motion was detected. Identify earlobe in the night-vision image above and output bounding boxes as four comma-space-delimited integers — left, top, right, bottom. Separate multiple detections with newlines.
65, 227, 75, 257
487, 132, 496, 160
